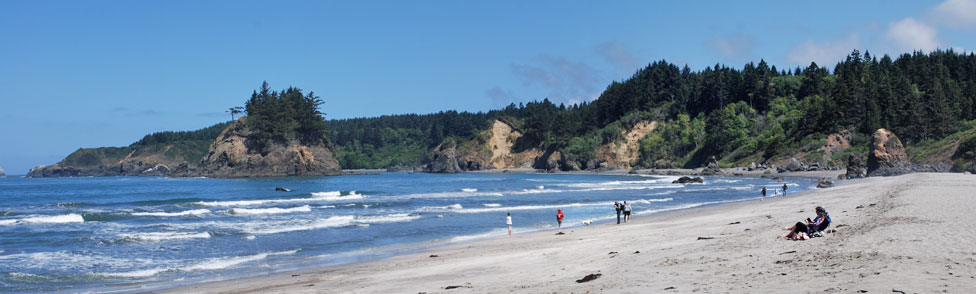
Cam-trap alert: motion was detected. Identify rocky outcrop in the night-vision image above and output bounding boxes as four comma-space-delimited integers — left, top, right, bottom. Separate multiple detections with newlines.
0, 166, 5, 177
785, 158, 804, 172
27, 151, 182, 177
867, 128, 912, 177
845, 154, 865, 179
700, 156, 723, 175
672, 176, 704, 184
185, 118, 340, 177
816, 178, 834, 188
424, 141, 489, 173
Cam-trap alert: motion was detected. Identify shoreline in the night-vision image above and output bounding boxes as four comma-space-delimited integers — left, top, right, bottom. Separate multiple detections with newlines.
159, 173, 975, 293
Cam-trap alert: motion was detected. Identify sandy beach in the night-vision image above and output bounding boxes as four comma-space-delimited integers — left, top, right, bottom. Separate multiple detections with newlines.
160, 173, 976, 293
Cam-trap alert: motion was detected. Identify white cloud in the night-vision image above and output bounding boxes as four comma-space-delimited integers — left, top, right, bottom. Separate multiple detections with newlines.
707, 34, 756, 58
887, 17, 941, 52
930, 0, 976, 28
509, 55, 604, 105
787, 34, 860, 66
596, 41, 639, 73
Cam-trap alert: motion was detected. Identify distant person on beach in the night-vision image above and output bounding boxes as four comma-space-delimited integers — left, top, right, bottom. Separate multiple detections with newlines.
623, 201, 632, 223
782, 183, 788, 196
506, 212, 512, 236
761, 186, 767, 200
556, 209, 564, 233
781, 206, 830, 240
614, 201, 622, 224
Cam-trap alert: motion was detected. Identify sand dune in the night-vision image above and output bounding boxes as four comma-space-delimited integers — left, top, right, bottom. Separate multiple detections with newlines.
161, 173, 976, 293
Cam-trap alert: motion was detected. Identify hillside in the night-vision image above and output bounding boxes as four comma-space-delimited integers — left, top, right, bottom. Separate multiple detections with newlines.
28, 50, 976, 177
26, 122, 230, 177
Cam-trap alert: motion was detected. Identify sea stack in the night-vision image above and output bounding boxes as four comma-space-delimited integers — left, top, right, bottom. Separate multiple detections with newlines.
0, 166, 5, 177
867, 128, 911, 177
189, 117, 341, 177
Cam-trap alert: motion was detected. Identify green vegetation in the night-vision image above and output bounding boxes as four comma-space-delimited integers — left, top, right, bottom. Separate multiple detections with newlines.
245, 82, 331, 153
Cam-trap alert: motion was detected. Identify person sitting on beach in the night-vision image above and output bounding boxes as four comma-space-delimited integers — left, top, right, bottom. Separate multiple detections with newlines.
781, 206, 830, 240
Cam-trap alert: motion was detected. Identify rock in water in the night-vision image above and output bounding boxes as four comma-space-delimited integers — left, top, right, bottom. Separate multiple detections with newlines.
191, 118, 341, 177
0, 166, 5, 177
867, 128, 911, 177
817, 179, 834, 188
425, 144, 463, 173
672, 176, 704, 184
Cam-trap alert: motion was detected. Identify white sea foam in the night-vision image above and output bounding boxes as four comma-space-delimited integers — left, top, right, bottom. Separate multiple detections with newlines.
317, 205, 336, 209
482, 203, 502, 207
244, 216, 357, 235
119, 231, 212, 242
417, 204, 463, 212
229, 205, 312, 215
456, 198, 673, 214
399, 191, 504, 199
311, 191, 364, 201
0, 213, 84, 226
461, 188, 478, 192
448, 229, 509, 243
358, 213, 421, 224
95, 250, 299, 278
132, 209, 211, 217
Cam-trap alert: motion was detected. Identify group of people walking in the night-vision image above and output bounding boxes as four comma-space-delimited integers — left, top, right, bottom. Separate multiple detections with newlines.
506, 201, 634, 236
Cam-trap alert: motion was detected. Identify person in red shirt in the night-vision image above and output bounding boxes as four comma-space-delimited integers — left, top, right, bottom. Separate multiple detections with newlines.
556, 209, 565, 233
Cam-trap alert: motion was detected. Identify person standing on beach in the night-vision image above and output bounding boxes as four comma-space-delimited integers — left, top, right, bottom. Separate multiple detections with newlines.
556, 209, 565, 233
614, 201, 622, 224
782, 183, 788, 196
506, 212, 512, 236
623, 201, 632, 223
761, 186, 767, 200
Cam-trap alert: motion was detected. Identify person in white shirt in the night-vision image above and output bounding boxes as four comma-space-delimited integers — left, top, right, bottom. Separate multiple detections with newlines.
506, 212, 512, 236
623, 201, 632, 222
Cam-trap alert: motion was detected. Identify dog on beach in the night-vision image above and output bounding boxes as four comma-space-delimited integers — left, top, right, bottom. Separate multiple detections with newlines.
581, 220, 592, 226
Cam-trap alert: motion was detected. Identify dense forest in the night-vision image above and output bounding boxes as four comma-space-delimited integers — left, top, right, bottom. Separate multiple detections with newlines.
330, 49, 976, 170
244, 81, 332, 154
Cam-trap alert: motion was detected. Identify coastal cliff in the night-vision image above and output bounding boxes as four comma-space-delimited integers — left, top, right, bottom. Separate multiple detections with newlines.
175, 117, 340, 177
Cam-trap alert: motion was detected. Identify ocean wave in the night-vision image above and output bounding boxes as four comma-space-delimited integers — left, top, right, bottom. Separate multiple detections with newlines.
399, 191, 504, 199
417, 204, 463, 212
310, 191, 365, 201
229, 205, 312, 215
244, 216, 357, 235
131, 209, 211, 217
94, 250, 299, 278
357, 213, 421, 224
482, 203, 501, 207
461, 188, 477, 192
118, 231, 212, 242
0, 213, 84, 226
455, 197, 674, 214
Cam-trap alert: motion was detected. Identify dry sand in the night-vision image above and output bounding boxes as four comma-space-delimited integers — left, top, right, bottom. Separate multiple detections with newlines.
159, 173, 976, 294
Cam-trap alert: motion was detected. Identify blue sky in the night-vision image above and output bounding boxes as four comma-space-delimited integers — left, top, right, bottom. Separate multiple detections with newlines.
1, 0, 974, 175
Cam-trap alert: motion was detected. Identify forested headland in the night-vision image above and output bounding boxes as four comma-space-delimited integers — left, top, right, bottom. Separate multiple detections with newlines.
26, 49, 976, 176
331, 49, 976, 172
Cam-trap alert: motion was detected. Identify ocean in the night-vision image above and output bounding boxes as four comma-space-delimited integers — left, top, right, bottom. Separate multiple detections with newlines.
0, 172, 813, 293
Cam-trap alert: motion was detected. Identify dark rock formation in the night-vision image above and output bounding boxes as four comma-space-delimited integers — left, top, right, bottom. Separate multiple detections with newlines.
845, 154, 865, 179
672, 176, 704, 184
785, 158, 804, 172
186, 118, 341, 177
700, 156, 722, 175
867, 128, 912, 177
816, 179, 834, 188
424, 142, 488, 173
0, 166, 5, 177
